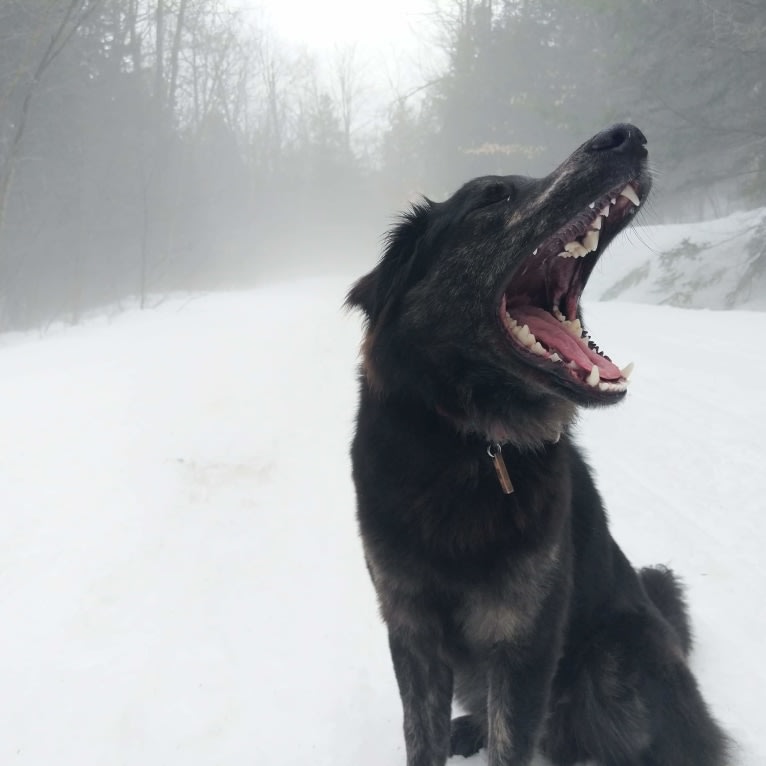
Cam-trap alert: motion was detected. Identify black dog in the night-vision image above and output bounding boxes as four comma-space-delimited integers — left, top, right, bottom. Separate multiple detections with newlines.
347, 125, 730, 766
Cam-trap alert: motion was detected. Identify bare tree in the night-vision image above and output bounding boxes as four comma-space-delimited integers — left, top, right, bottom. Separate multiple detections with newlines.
332, 43, 365, 154
0, 0, 96, 238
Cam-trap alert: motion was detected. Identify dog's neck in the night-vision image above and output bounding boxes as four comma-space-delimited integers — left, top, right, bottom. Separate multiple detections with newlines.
434, 401, 574, 453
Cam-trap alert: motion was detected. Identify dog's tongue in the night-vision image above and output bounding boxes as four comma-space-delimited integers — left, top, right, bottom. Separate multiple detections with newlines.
511, 306, 622, 380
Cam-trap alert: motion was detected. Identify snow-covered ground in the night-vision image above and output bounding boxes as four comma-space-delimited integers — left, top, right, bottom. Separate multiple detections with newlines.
0, 275, 764, 765
590, 207, 766, 310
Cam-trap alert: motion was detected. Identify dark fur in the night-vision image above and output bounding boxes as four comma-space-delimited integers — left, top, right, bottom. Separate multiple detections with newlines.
347, 125, 730, 765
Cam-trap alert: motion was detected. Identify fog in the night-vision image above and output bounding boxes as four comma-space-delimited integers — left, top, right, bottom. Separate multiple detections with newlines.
1, 0, 764, 332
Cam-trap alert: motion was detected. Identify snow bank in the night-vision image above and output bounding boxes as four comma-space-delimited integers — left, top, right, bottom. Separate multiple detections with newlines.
590, 207, 766, 310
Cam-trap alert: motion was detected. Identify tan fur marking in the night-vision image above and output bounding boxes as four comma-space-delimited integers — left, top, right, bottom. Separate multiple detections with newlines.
359, 329, 384, 394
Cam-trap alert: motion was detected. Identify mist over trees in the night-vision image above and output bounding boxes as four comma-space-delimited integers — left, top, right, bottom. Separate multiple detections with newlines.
399, 0, 766, 213
1, 0, 764, 331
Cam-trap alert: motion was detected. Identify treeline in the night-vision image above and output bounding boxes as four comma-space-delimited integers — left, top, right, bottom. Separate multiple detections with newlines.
1, 0, 764, 331
407, 0, 766, 214
0, 0, 388, 330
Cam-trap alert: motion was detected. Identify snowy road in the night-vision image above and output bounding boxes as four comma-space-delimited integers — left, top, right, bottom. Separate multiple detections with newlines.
0, 279, 763, 765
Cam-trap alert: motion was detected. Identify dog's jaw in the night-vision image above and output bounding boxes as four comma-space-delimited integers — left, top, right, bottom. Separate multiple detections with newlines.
497, 176, 648, 405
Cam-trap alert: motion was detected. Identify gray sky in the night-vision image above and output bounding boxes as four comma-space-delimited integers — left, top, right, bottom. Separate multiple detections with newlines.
241, 0, 435, 51
234, 0, 442, 100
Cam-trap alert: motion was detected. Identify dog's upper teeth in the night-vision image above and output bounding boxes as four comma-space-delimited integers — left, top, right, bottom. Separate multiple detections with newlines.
532, 248, 538, 256
591, 216, 602, 230
620, 183, 640, 206
582, 229, 600, 252
586, 365, 600, 387
552, 306, 566, 323
620, 361, 635, 380
600, 203, 610, 217
564, 241, 588, 258
610, 197, 617, 205
588, 201, 595, 209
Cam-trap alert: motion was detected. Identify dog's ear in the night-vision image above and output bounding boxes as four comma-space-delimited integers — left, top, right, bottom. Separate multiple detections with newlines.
345, 201, 433, 322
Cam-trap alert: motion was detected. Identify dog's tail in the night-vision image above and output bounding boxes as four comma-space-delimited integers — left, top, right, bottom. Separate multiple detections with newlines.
639, 565, 692, 656
647, 660, 733, 766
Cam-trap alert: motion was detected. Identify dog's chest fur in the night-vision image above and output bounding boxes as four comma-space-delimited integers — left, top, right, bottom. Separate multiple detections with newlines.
354, 396, 574, 654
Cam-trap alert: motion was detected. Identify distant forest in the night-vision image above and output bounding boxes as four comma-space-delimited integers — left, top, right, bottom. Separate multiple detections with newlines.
1, 0, 764, 330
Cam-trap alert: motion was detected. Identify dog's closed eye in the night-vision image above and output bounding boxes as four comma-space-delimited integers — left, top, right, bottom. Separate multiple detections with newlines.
475, 182, 515, 210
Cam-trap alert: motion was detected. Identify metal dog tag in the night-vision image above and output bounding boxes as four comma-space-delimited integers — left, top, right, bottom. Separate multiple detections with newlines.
488, 443, 514, 494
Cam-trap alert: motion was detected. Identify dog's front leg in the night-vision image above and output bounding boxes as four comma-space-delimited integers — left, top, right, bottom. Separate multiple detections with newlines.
486, 641, 556, 766
388, 631, 453, 766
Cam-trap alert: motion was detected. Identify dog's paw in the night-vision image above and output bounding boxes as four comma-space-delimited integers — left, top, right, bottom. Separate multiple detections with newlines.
449, 715, 484, 758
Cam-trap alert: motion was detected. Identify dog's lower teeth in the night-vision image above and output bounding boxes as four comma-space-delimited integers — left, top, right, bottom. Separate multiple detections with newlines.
550, 352, 562, 363
532, 341, 546, 356
586, 366, 600, 387
598, 380, 627, 393
565, 318, 583, 338
508, 320, 539, 349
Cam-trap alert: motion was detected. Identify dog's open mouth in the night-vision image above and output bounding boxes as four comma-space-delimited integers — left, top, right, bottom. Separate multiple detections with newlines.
501, 180, 642, 396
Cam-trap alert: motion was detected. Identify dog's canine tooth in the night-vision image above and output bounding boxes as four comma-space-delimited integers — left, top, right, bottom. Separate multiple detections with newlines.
586, 365, 600, 387
620, 183, 640, 206
620, 361, 635, 379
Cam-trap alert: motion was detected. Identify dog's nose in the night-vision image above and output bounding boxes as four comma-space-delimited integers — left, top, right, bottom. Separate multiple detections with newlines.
587, 124, 647, 155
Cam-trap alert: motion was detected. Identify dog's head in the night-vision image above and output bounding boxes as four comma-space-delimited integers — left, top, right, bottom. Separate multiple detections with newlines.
347, 124, 651, 448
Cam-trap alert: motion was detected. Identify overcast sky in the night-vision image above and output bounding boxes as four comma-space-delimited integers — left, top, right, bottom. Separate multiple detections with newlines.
232, 0, 441, 99
241, 0, 435, 50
